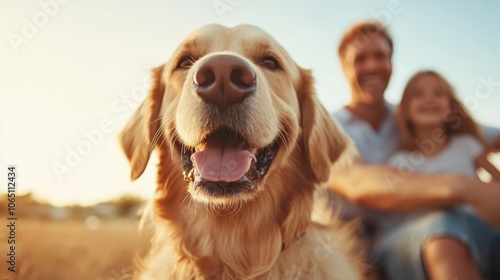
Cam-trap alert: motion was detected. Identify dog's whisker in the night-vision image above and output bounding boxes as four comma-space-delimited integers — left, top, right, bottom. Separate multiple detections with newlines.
156, 134, 168, 153
276, 111, 293, 142
228, 200, 243, 217
204, 203, 213, 217
169, 130, 180, 160
156, 124, 177, 155
277, 118, 297, 156
210, 203, 221, 217
133, 117, 162, 141
181, 192, 191, 206
147, 117, 163, 127
150, 111, 175, 151
188, 55, 196, 64
149, 122, 167, 153
149, 117, 168, 145
283, 130, 296, 156
277, 129, 289, 154
190, 196, 198, 218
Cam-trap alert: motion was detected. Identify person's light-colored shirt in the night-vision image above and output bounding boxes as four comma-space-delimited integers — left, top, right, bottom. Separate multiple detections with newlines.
330, 103, 399, 222
332, 104, 399, 164
383, 134, 485, 230
333, 103, 499, 164
387, 134, 484, 178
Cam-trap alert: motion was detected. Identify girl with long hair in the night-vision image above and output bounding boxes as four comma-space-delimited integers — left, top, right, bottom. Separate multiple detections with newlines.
379, 70, 500, 280
391, 70, 499, 182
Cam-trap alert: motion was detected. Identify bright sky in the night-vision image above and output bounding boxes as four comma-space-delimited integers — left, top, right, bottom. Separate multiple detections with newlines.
1, 0, 499, 206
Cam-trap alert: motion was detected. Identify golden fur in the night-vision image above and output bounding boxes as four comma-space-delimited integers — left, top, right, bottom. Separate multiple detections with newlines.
120, 24, 364, 279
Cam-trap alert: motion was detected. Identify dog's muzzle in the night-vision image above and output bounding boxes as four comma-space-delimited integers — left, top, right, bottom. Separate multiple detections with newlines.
177, 54, 279, 199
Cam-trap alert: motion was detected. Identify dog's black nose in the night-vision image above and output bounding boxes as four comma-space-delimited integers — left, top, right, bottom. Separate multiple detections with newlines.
193, 54, 256, 108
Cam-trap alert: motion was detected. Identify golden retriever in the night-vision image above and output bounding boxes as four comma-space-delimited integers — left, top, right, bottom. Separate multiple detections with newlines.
120, 24, 363, 279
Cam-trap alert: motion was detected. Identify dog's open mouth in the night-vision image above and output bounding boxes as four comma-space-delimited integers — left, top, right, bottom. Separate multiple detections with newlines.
180, 127, 279, 198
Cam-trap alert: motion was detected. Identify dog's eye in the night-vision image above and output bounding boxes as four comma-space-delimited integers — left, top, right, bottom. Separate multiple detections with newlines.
176, 56, 195, 70
259, 57, 280, 70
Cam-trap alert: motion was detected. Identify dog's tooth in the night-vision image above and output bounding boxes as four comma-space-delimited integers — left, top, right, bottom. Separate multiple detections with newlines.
183, 170, 191, 182
246, 163, 259, 180
183, 168, 196, 182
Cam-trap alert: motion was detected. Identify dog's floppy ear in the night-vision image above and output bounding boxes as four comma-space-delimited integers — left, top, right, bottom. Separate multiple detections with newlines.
119, 65, 165, 180
300, 68, 349, 182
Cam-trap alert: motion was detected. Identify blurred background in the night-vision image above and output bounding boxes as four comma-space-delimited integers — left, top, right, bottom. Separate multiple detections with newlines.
1, 0, 499, 279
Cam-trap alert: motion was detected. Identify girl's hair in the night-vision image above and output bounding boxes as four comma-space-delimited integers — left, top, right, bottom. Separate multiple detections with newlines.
396, 70, 485, 151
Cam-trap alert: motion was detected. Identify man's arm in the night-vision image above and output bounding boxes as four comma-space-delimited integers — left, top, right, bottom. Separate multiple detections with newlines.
461, 180, 500, 228
330, 160, 500, 228
328, 161, 467, 213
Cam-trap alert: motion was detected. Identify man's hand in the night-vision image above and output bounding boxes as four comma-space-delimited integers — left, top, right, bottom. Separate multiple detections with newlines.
461, 180, 500, 229
329, 163, 467, 213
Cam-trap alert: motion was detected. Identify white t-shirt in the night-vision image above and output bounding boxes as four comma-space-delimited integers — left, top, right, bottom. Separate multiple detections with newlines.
387, 134, 484, 178
331, 104, 400, 222
333, 103, 498, 164
382, 134, 485, 230
332, 103, 399, 164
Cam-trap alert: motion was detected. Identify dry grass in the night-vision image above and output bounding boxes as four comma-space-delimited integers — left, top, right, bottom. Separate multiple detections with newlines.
0, 218, 152, 280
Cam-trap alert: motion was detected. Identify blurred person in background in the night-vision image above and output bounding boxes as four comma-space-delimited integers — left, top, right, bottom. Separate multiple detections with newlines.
378, 70, 500, 280
329, 21, 500, 280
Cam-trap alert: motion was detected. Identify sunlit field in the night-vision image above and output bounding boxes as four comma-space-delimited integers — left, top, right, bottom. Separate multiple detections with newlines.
0, 218, 152, 280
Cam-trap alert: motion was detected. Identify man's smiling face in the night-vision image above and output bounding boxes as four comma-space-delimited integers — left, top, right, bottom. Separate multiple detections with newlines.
343, 34, 393, 106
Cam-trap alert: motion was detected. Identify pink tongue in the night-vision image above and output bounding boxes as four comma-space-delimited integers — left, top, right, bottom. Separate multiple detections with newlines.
192, 145, 256, 182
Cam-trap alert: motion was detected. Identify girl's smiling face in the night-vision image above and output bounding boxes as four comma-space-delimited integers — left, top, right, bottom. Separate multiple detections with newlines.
397, 70, 484, 151
407, 75, 452, 128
